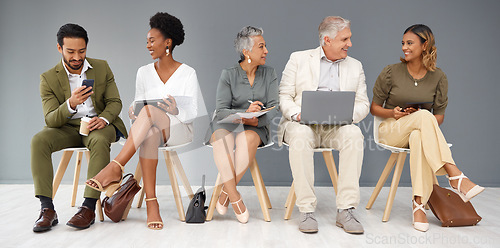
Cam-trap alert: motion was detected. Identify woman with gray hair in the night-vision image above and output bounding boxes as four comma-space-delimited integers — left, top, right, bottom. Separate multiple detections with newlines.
204, 26, 279, 223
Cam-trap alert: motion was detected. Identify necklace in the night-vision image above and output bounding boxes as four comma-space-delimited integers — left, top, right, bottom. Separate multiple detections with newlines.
407, 65, 426, 87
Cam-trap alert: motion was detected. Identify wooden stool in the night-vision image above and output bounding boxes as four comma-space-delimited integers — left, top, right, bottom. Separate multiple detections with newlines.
52, 147, 104, 221
284, 146, 339, 220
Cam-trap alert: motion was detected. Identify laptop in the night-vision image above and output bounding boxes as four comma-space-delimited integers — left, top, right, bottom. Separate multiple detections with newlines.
300, 91, 355, 125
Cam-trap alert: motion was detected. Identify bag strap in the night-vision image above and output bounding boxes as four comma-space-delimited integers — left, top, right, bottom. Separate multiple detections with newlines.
201, 174, 205, 191
122, 173, 134, 181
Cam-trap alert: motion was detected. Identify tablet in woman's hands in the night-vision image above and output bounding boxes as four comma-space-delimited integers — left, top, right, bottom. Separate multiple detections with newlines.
133, 99, 168, 115
404, 102, 433, 111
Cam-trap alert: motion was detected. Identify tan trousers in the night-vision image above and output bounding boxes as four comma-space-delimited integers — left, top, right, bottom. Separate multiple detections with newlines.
378, 110, 455, 204
284, 122, 364, 212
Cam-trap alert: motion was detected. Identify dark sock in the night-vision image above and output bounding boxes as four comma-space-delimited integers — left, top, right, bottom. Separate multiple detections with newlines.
82, 198, 97, 211
38, 195, 54, 210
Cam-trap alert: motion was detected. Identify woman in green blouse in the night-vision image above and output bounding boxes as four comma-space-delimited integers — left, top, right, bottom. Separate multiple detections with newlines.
204, 26, 279, 223
371, 24, 483, 232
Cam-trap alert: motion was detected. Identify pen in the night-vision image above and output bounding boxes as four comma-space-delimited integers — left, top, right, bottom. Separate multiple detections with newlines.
248, 100, 266, 109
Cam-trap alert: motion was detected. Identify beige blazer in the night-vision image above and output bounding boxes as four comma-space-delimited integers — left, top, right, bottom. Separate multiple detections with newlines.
277, 46, 370, 145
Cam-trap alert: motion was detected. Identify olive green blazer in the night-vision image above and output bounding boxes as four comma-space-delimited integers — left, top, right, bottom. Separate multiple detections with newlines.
39, 58, 128, 138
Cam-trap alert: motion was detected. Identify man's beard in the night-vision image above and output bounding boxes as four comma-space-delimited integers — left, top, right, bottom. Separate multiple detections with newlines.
63, 56, 84, 71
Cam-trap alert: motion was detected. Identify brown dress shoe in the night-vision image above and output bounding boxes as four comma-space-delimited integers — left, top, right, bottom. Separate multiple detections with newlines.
66, 206, 95, 229
33, 208, 58, 232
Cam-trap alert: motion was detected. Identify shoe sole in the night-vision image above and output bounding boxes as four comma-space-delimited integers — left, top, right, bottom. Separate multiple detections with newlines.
33, 219, 59, 232
336, 222, 364, 234
66, 219, 95, 230
299, 228, 318, 233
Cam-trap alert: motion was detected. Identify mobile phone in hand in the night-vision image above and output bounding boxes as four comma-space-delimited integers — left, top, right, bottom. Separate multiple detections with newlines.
81, 79, 94, 92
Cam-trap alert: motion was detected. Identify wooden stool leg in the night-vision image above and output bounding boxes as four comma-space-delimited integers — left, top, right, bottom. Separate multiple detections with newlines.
382, 152, 407, 222
52, 150, 74, 199
284, 182, 296, 220
165, 151, 186, 221
249, 159, 271, 222
133, 162, 144, 208
97, 198, 104, 222
251, 158, 272, 209
322, 151, 339, 194
206, 173, 222, 221
137, 181, 145, 208
71, 151, 84, 207
284, 181, 294, 207
171, 151, 194, 200
366, 153, 398, 209
122, 161, 143, 220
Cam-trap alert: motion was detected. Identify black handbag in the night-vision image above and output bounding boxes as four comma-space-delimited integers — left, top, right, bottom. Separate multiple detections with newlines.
185, 175, 207, 223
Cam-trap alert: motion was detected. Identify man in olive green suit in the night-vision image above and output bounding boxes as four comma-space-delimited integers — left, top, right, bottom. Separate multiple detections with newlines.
31, 24, 128, 232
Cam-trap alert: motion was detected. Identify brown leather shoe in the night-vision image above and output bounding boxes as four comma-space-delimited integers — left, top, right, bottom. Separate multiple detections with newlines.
33, 208, 58, 232
66, 206, 95, 229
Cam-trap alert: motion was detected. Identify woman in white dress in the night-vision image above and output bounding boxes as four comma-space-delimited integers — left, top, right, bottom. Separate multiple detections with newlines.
86, 12, 199, 230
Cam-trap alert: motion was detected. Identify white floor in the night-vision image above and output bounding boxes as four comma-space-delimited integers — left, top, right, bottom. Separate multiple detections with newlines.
1, 185, 499, 248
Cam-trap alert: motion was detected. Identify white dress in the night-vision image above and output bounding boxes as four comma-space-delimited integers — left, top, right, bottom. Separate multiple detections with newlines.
134, 63, 200, 146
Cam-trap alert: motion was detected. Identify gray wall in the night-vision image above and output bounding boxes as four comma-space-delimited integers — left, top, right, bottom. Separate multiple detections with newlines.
1, 0, 499, 187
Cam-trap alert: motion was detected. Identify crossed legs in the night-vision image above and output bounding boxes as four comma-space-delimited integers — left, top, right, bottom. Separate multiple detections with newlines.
86, 105, 170, 228
210, 129, 261, 220
379, 110, 483, 226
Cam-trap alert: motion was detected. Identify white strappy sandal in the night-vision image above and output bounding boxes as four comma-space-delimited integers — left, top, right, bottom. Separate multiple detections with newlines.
412, 200, 429, 232
447, 173, 484, 202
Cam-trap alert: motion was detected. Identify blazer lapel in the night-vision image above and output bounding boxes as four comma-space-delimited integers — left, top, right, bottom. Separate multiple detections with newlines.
56, 62, 71, 100
338, 57, 348, 91
309, 47, 321, 90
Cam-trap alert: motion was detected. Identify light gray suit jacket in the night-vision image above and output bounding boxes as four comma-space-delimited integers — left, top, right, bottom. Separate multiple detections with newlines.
277, 46, 370, 145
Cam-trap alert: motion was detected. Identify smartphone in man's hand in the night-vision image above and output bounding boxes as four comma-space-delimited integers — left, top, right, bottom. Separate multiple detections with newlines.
81, 79, 94, 92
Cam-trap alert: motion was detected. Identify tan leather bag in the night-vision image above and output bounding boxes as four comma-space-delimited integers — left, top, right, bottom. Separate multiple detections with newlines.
102, 173, 141, 222
427, 184, 482, 227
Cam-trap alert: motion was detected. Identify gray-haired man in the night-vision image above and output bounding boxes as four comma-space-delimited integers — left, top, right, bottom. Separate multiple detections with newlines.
278, 16, 369, 234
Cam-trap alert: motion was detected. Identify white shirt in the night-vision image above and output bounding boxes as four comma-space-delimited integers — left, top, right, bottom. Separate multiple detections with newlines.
291, 48, 344, 121
134, 63, 199, 123
318, 47, 343, 91
63, 59, 109, 124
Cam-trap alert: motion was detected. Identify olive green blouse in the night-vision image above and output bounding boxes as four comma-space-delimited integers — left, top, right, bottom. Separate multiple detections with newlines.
204, 64, 279, 145
372, 62, 448, 115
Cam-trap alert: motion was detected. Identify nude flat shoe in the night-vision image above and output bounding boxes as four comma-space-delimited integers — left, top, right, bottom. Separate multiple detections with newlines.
216, 189, 229, 215
231, 195, 249, 224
